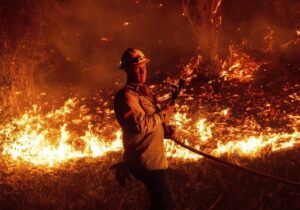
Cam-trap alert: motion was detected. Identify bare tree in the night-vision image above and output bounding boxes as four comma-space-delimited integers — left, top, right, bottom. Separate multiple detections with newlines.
182, 0, 223, 60
0, 0, 62, 118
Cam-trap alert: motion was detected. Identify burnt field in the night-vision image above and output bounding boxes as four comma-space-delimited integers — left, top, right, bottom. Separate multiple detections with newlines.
1, 149, 300, 210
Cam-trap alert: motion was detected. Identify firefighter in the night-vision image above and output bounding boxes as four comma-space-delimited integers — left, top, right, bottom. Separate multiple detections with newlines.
113, 48, 175, 210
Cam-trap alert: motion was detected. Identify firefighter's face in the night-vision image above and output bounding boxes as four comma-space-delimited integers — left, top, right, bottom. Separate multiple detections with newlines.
126, 63, 147, 84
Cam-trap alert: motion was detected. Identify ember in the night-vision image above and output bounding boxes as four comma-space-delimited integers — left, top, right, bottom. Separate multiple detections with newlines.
0, 0, 300, 209
1, 94, 299, 165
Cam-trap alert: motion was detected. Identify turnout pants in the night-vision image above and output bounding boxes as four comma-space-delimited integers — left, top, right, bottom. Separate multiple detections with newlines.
130, 169, 175, 210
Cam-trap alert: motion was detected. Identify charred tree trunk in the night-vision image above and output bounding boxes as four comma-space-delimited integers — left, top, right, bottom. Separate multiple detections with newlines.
183, 0, 299, 59
182, 0, 223, 60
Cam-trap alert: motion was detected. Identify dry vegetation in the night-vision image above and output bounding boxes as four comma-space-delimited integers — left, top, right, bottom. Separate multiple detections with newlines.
1, 147, 300, 209
1, 68, 300, 209
1, 1, 300, 209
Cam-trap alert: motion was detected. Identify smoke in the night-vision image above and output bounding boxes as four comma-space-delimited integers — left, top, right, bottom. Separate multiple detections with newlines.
1, 0, 299, 101
26, 0, 197, 95
0, 0, 197, 100
221, 0, 300, 52
211, 0, 300, 89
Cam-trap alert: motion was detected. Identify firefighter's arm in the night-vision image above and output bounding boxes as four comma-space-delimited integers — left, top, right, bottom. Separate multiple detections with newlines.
122, 92, 167, 134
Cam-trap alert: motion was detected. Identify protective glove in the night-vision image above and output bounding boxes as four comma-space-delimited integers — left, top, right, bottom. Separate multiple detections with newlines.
163, 124, 177, 140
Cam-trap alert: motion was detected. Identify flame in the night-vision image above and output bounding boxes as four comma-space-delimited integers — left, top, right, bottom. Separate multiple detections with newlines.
220, 108, 230, 116
0, 1, 299, 176
214, 131, 300, 157
196, 119, 213, 142
221, 45, 267, 82
1, 98, 123, 167
1, 98, 299, 167
165, 139, 201, 160
163, 110, 300, 160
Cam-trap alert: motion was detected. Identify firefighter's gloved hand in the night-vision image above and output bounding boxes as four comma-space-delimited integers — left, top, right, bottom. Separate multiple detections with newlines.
163, 124, 177, 140
109, 162, 132, 187
161, 104, 175, 121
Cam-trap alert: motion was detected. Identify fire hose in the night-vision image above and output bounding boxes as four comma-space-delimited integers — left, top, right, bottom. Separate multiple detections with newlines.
166, 79, 300, 188
112, 79, 300, 189
171, 136, 300, 189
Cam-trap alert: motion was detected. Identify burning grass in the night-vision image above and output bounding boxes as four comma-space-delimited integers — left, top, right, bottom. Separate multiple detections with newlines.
1, 41, 300, 209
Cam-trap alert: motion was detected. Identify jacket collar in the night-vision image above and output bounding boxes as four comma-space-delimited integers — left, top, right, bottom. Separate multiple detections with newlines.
125, 83, 157, 105
125, 83, 145, 95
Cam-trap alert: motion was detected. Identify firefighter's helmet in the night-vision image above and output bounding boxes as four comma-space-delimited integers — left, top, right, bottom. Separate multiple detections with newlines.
119, 48, 150, 69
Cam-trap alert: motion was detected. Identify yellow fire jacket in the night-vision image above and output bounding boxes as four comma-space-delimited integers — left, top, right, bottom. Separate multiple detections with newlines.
114, 83, 168, 170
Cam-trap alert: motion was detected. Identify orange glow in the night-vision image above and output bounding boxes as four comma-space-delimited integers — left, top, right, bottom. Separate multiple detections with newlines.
1, 98, 123, 167
1, 99, 299, 166
220, 46, 267, 82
